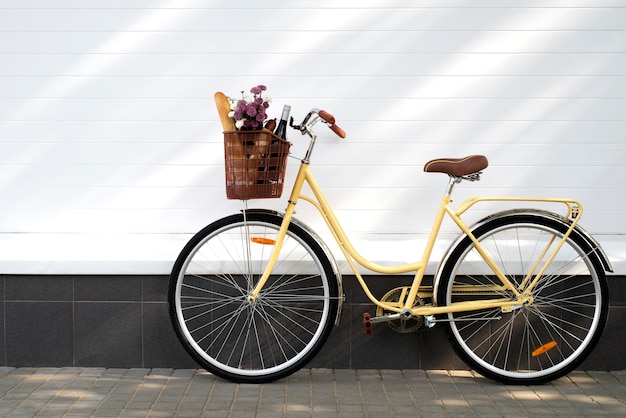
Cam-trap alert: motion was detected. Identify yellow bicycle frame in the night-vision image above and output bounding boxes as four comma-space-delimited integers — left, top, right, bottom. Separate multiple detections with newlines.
250, 160, 582, 318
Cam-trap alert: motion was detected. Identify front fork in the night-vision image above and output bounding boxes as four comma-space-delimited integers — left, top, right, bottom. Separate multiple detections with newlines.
246, 201, 298, 301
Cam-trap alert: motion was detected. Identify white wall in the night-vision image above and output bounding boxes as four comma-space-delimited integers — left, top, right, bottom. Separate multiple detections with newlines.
0, 0, 624, 274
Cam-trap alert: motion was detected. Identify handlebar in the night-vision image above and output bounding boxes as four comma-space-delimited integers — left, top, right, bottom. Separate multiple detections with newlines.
318, 110, 346, 138
291, 108, 346, 139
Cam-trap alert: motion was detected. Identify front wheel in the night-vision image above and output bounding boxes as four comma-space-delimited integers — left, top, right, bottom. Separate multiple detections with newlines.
168, 212, 338, 383
436, 214, 608, 385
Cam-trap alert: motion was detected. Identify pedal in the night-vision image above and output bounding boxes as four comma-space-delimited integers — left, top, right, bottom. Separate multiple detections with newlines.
362, 312, 373, 334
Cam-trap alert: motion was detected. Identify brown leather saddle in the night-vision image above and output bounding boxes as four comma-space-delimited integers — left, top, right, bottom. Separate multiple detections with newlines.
424, 155, 488, 177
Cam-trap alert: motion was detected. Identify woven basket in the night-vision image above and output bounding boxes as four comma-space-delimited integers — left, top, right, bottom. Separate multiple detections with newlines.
223, 130, 291, 200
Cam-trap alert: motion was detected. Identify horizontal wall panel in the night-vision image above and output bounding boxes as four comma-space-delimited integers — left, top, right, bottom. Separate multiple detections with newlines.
1, 8, 625, 32
0, 165, 211, 187
296, 143, 626, 166
0, 120, 623, 144
0, 121, 211, 142
336, 120, 626, 144
0, 141, 621, 168
21, 186, 622, 211
2, 54, 625, 77
1, 0, 625, 9
303, 165, 626, 193
0, 187, 449, 210
0, 184, 616, 214
0, 208, 215, 233
3, 76, 626, 99
0, 206, 618, 236
1, 98, 624, 122
1, 31, 623, 54
0, 142, 213, 165
0, 164, 622, 194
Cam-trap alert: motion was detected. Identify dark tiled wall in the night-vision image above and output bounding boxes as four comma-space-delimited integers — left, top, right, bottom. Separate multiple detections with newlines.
0, 275, 196, 369
0, 274, 624, 370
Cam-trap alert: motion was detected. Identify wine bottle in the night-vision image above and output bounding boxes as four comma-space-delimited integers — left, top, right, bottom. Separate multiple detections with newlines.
267, 104, 290, 183
273, 105, 291, 140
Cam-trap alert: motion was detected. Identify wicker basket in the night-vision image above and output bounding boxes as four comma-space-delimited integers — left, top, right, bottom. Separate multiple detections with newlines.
223, 130, 291, 199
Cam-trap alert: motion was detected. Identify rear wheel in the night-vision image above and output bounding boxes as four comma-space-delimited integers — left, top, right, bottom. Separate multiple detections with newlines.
169, 212, 338, 383
436, 214, 608, 384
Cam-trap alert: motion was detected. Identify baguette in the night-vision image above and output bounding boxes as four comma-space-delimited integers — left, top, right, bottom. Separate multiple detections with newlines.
214, 92, 236, 132
215, 92, 251, 186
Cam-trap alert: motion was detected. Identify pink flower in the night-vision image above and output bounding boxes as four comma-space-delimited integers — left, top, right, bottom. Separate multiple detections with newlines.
246, 106, 257, 117
229, 85, 271, 130
250, 85, 266, 95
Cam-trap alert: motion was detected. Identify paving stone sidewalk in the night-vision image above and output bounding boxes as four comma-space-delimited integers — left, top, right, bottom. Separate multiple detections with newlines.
0, 367, 625, 417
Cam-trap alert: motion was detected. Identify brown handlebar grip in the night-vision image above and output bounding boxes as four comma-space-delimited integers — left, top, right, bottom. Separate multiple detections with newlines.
330, 123, 346, 139
318, 110, 346, 138
318, 110, 336, 125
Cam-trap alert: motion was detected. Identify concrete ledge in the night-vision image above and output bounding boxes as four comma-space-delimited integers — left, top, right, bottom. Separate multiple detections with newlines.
0, 233, 624, 275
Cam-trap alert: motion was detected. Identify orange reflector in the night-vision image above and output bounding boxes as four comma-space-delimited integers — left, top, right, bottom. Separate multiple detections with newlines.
532, 341, 557, 357
250, 237, 276, 245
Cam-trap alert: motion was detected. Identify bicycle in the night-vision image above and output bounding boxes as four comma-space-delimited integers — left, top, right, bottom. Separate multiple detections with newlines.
168, 107, 612, 385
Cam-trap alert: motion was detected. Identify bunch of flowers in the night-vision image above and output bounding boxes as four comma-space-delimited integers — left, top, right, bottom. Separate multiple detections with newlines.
229, 85, 271, 130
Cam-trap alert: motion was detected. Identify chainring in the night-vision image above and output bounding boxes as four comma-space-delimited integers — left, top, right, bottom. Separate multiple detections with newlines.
376, 287, 427, 334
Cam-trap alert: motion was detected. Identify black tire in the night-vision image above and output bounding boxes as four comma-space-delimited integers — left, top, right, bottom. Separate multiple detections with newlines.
436, 214, 608, 385
169, 212, 338, 383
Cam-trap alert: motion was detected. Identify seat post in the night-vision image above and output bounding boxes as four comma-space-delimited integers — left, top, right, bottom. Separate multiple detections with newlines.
445, 175, 463, 196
